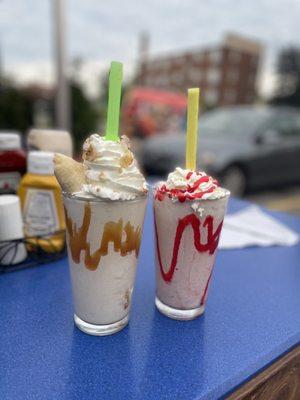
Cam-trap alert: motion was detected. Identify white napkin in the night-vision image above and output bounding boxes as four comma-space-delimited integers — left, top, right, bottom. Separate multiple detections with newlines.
219, 205, 299, 249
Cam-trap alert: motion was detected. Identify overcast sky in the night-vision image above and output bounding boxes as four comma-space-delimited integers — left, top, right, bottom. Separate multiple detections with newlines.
1, 0, 299, 95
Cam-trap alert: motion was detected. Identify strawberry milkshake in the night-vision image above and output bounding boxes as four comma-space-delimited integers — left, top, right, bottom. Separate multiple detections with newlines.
154, 167, 229, 320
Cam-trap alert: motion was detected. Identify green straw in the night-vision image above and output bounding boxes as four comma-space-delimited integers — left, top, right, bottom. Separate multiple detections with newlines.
105, 61, 123, 141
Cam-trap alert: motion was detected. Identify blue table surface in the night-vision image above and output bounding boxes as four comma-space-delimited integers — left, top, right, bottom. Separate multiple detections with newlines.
1, 198, 300, 400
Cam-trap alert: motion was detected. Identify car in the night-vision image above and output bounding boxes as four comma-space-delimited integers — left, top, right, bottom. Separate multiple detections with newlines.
140, 106, 300, 196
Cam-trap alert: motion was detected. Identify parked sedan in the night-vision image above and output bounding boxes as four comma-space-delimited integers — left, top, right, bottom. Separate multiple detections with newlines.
140, 106, 300, 195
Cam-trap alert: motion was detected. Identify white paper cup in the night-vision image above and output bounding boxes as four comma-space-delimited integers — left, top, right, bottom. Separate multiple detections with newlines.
0, 195, 27, 265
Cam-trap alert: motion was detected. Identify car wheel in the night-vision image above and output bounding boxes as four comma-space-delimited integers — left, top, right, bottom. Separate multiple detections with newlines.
221, 166, 246, 197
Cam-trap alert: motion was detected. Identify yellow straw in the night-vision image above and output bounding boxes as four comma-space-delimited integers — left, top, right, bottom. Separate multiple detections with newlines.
185, 88, 200, 170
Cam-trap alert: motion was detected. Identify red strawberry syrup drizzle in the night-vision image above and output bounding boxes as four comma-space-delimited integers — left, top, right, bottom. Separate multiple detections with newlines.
154, 170, 223, 305
155, 171, 219, 203
200, 270, 213, 305
154, 211, 223, 280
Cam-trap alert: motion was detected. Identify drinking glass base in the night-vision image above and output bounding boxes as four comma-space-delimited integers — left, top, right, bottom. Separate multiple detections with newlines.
155, 297, 205, 320
74, 313, 129, 336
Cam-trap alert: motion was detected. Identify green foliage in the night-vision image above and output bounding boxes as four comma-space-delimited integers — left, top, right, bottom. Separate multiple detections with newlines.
270, 47, 300, 107
70, 82, 99, 153
271, 82, 300, 107
0, 84, 33, 133
0, 77, 101, 150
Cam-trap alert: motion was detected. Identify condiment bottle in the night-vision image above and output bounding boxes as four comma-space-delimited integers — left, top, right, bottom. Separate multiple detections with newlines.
0, 132, 26, 194
18, 151, 65, 253
27, 129, 73, 157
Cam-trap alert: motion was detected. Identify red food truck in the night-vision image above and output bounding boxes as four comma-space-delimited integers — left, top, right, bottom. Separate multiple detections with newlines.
122, 87, 187, 138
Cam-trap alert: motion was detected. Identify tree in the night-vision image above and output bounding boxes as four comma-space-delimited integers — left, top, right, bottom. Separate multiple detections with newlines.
0, 72, 100, 151
0, 83, 34, 133
70, 81, 99, 152
271, 47, 300, 107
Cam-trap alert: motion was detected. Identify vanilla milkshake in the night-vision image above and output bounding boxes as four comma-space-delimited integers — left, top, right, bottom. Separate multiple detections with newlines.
55, 134, 148, 335
154, 167, 229, 320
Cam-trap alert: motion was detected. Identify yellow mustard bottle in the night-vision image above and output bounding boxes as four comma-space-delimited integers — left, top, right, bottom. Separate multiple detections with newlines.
18, 151, 65, 253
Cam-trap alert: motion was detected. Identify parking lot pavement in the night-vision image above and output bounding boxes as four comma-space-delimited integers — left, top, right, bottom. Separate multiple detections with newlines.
246, 186, 300, 215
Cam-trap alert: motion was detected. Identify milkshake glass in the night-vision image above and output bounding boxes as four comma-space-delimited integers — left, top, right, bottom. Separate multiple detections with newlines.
154, 172, 229, 320
63, 192, 147, 335
54, 131, 148, 335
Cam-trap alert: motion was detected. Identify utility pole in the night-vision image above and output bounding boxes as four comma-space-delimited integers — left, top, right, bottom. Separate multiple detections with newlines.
135, 31, 150, 84
138, 31, 150, 64
53, 0, 70, 131
0, 41, 3, 90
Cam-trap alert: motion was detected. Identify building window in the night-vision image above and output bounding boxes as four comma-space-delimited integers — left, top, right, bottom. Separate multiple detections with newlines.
204, 89, 219, 105
193, 53, 204, 63
246, 93, 254, 103
226, 69, 239, 84
173, 57, 184, 68
251, 56, 258, 68
171, 70, 184, 85
248, 74, 255, 86
224, 89, 237, 103
229, 50, 242, 64
155, 73, 170, 86
189, 67, 202, 83
153, 59, 169, 71
209, 50, 222, 64
206, 68, 221, 85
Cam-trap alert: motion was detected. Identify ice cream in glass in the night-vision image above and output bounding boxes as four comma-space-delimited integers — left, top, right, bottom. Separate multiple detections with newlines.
54, 62, 148, 335
153, 89, 229, 320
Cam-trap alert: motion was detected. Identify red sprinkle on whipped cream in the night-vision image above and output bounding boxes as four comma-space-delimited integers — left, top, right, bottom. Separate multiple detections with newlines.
155, 167, 227, 202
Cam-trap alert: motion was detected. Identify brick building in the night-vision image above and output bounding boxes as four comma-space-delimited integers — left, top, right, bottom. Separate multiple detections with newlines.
135, 34, 263, 107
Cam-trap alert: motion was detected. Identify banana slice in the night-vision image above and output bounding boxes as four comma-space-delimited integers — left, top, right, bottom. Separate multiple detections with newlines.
54, 153, 86, 194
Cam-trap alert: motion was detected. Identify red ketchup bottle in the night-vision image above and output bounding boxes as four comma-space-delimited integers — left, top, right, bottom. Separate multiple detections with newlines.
0, 132, 26, 194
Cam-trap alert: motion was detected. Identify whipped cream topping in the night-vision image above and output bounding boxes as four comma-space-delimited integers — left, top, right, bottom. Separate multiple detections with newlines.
155, 167, 228, 202
81, 134, 147, 200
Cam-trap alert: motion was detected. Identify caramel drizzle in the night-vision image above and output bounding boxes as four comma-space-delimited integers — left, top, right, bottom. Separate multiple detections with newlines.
65, 203, 142, 271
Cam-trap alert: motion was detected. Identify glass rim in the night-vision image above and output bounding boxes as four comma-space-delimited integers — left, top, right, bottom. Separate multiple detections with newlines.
62, 191, 148, 204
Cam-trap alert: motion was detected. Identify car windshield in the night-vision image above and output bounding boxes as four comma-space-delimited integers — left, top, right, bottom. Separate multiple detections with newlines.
200, 108, 272, 137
